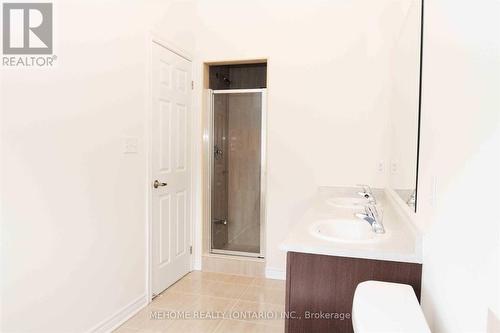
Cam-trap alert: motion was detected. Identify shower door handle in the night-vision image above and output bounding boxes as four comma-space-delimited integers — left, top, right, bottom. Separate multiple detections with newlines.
212, 218, 227, 225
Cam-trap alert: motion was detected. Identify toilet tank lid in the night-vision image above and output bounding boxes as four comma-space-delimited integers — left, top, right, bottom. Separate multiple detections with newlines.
352, 281, 431, 333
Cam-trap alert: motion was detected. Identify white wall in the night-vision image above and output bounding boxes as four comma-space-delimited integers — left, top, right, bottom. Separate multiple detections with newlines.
0, 0, 194, 331
416, 0, 500, 331
194, 0, 413, 273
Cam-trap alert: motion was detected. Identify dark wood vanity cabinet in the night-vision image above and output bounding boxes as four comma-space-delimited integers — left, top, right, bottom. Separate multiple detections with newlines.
284, 252, 422, 333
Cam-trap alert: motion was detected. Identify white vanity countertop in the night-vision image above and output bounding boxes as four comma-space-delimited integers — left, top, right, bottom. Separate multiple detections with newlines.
280, 187, 423, 264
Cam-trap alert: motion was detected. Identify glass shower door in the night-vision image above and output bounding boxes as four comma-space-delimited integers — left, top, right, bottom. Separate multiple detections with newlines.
210, 89, 266, 257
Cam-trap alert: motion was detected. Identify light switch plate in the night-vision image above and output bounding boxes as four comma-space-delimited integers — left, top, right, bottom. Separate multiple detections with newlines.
430, 176, 438, 207
123, 137, 139, 154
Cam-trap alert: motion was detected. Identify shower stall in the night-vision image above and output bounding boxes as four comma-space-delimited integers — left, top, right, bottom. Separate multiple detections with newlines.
208, 89, 266, 258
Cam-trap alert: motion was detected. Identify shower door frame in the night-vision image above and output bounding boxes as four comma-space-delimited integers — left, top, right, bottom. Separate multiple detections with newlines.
208, 88, 267, 259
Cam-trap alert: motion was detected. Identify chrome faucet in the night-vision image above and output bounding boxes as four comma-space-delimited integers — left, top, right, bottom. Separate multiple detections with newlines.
355, 204, 385, 234
357, 184, 376, 204
406, 190, 416, 208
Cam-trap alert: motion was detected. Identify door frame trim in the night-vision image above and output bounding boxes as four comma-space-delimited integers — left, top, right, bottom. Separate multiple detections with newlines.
146, 32, 194, 302
206, 88, 268, 259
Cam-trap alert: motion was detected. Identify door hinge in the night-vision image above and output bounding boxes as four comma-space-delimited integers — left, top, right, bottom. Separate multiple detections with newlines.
191, 81, 194, 90
190, 245, 193, 254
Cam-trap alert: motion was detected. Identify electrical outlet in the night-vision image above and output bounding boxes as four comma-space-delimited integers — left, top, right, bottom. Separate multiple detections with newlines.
391, 161, 398, 175
377, 160, 385, 173
123, 137, 139, 154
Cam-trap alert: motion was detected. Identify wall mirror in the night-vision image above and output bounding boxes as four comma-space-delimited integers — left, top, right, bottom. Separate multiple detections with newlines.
388, 0, 423, 212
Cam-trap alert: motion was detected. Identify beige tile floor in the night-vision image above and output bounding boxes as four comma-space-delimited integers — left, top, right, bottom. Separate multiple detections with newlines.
114, 271, 286, 333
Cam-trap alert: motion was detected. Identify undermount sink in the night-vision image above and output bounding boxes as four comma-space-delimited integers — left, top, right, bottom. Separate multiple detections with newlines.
309, 218, 380, 243
326, 197, 368, 209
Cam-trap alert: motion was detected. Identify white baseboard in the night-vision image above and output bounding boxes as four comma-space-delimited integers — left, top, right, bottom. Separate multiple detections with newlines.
87, 293, 148, 333
265, 267, 286, 280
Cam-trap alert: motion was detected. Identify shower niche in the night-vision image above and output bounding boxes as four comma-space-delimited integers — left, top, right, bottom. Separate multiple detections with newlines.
208, 62, 267, 258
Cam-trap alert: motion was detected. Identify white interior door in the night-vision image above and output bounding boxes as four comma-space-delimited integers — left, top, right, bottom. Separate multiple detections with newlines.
151, 42, 191, 296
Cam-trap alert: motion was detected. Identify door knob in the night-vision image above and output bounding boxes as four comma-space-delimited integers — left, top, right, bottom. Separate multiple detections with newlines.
153, 180, 167, 188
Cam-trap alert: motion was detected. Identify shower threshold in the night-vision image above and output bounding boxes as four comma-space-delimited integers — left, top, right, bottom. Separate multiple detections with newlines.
210, 248, 264, 259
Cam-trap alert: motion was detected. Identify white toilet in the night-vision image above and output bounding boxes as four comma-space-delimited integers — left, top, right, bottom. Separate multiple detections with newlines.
352, 280, 431, 333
